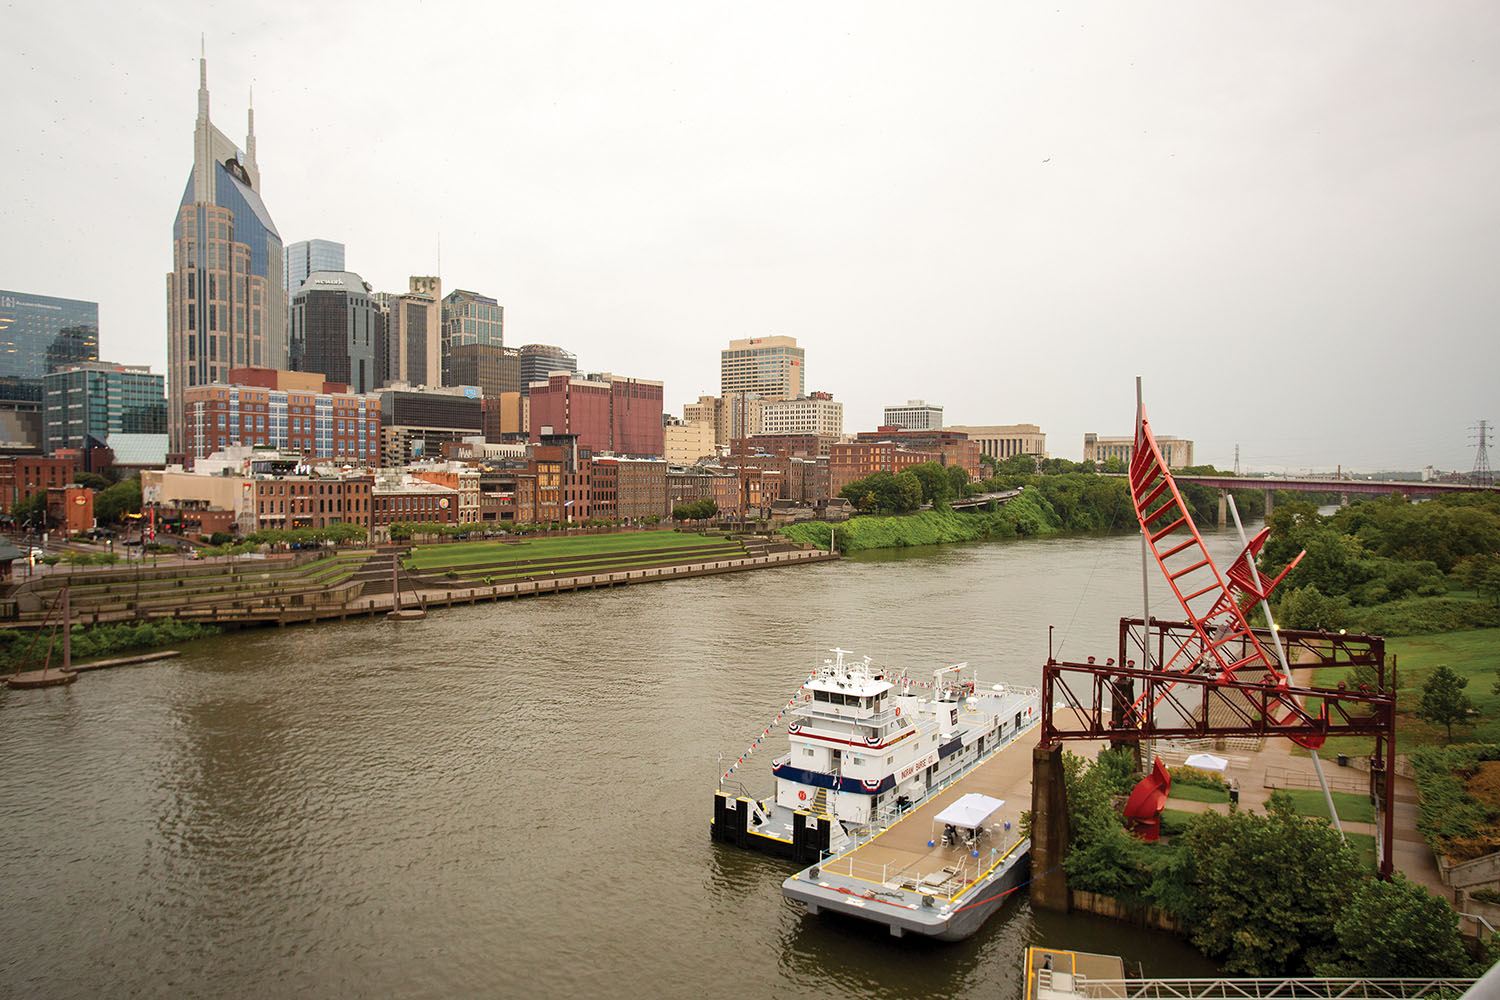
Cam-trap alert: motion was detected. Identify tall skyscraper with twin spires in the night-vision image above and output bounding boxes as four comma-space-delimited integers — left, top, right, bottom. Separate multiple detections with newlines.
165, 45, 286, 459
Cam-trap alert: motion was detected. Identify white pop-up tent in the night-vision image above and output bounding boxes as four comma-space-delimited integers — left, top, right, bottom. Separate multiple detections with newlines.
1184, 752, 1229, 772
934, 793, 1006, 829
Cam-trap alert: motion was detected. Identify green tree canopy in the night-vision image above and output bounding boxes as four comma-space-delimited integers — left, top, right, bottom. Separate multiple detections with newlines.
94, 477, 142, 524
1316, 873, 1471, 977
1170, 793, 1364, 974
892, 470, 923, 513
1418, 664, 1476, 742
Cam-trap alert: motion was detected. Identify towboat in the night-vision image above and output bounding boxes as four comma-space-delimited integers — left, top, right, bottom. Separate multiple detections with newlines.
711, 648, 1040, 864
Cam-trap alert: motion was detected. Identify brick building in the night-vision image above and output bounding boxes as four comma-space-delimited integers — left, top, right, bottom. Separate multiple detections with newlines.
529, 372, 663, 457
371, 476, 459, 536
829, 440, 942, 495
0, 455, 82, 513
854, 427, 981, 481
251, 476, 373, 534
47, 486, 94, 534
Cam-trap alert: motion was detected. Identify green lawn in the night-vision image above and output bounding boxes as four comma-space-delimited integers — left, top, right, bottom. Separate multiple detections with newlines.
404, 531, 741, 571
1344, 831, 1377, 871
1274, 789, 1376, 824
1168, 784, 1230, 804
1307, 627, 1500, 756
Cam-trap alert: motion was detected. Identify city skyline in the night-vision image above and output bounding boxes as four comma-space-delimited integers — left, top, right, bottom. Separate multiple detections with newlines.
3, 4, 1498, 470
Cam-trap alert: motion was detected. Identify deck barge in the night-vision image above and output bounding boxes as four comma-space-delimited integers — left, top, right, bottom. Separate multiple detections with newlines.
782, 716, 1041, 940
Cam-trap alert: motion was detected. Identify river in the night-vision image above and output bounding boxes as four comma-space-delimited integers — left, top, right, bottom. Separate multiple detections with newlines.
0, 525, 1259, 998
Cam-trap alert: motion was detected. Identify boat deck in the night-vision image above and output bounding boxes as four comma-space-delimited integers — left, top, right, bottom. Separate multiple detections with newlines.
816, 720, 1040, 899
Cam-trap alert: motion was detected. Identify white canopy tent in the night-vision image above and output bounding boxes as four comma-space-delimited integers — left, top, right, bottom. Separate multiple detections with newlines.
933, 793, 1006, 829
1184, 752, 1229, 772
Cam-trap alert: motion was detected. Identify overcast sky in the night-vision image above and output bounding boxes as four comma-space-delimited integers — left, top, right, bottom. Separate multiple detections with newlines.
4, 2, 1498, 472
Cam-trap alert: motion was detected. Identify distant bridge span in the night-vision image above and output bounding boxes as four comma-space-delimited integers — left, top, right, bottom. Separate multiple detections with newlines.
1170, 474, 1496, 525
1174, 475, 1496, 497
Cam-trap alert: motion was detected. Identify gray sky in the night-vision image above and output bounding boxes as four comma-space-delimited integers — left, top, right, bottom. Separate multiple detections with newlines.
5, 1, 1498, 471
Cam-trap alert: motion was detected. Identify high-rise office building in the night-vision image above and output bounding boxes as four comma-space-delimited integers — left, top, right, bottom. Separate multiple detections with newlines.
447, 344, 520, 400
377, 276, 441, 387
441, 288, 504, 385
518, 344, 577, 394
284, 239, 346, 294
0, 290, 99, 453
290, 270, 387, 394
43, 362, 165, 454
883, 400, 943, 431
720, 336, 804, 401
166, 49, 286, 458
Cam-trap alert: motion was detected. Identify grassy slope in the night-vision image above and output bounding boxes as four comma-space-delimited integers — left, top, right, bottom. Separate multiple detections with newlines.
1168, 785, 1230, 804
1310, 627, 1500, 756
404, 531, 741, 571
780, 491, 1063, 552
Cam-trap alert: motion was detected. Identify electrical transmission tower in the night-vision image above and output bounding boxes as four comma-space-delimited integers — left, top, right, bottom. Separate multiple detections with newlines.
1472, 420, 1493, 486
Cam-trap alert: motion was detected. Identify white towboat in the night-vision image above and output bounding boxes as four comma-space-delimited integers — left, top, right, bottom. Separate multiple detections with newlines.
711, 648, 1040, 864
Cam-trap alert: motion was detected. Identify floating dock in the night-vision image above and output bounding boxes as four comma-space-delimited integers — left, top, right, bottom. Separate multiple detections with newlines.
782, 718, 1040, 940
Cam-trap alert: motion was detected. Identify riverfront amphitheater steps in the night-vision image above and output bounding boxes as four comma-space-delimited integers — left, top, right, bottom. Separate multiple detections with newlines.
4, 550, 380, 624
0, 543, 838, 630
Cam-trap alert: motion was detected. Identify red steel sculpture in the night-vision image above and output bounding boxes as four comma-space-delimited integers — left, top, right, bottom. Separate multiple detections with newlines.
1127, 405, 1318, 746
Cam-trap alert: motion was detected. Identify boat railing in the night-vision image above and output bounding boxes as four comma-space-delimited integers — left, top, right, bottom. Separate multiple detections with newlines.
820, 830, 1022, 899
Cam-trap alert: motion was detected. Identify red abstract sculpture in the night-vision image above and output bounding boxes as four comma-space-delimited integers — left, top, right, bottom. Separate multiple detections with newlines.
1128, 405, 1321, 748
1122, 756, 1172, 841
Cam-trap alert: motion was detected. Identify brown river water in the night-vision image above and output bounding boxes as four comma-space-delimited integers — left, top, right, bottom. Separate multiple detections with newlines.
0, 528, 1254, 998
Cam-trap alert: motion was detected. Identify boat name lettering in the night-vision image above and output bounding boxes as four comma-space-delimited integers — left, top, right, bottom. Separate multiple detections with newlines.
898, 751, 939, 781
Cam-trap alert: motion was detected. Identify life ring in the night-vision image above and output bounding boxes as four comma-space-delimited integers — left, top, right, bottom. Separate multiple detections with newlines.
895, 707, 901, 716
804, 693, 812, 702
798, 790, 808, 801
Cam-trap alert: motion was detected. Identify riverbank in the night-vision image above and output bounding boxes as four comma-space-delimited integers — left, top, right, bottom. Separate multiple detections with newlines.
780, 491, 1066, 553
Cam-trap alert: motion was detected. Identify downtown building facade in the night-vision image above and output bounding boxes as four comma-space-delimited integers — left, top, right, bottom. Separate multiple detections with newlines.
0, 289, 100, 451
441, 289, 505, 385
283, 239, 345, 295
518, 344, 577, 393
945, 424, 1048, 462
289, 270, 387, 394
528, 372, 663, 457
883, 400, 943, 431
166, 52, 286, 460
377, 276, 442, 388
43, 362, 166, 454
759, 391, 842, 437
1084, 432, 1194, 470
182, 368, 381, 466
721, 336, 804, 400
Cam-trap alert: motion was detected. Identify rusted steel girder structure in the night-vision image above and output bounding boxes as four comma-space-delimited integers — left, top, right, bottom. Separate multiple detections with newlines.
1041, 620, 1398, 876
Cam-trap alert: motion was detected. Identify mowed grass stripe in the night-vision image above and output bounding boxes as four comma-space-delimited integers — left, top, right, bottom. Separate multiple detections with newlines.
405, 532, 743, 571
437, 549, 750, 581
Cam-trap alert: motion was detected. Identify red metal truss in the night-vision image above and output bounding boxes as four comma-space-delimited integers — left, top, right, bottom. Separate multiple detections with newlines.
1129, 405, 1317, 746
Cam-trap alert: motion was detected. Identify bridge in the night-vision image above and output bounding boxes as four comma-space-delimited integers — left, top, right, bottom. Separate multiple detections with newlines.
1170, 475, 1496, 524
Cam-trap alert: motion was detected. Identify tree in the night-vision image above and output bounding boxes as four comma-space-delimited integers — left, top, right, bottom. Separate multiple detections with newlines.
1316, 873, 1470, 977
892, 470, 923, 513
908, 462, 953, 507
10, 491, 46, 529
1417, 664, 1476, 742
94, 477, 142, 524
1171, 793, 1364, 974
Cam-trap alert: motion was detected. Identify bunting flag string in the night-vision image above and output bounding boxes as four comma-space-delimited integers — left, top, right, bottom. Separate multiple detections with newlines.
718, 670, 819, 785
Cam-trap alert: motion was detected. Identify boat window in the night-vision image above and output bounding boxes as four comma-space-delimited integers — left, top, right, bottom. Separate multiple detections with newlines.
803, 748, 815, 757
